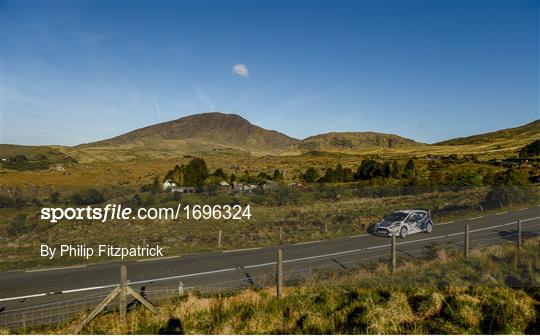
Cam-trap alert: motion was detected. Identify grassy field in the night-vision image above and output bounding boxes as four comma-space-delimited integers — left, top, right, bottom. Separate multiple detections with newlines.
0, 136, 537, 271
0, 184, 536, 271
0, 132, 532, 187
11, 236, 539, 334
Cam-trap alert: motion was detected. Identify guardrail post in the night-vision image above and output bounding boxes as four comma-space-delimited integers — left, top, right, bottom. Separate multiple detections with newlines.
119, 265, 127, 322
464, 224, 470, 258
517, 219, 522, 250
218, 230, 222, 247
390, 234, 396, 272
276, 248, 283, 298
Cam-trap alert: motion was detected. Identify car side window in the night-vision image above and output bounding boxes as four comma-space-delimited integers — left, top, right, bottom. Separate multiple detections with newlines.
407, 213, 418, 222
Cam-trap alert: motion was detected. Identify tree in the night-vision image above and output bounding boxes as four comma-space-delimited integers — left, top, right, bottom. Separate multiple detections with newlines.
334, 164, 345, 182
302, 167, 320, 182
184, 158, 209, 186
482, 168, 533, 207
203, 175, 224, 186
483, 184, 533, 207
497, 168, 530, 186
354, 159, 384, 180
257, 172, 271, 182
164, 164, 184, 185
343, 167, 354, 182
273, 169, 283, 180
519, 140, 540, 158
318, 167, 335, 183
151, 175, 161, 194
391, 160, 400, 179
213, 168, 227, 180
404, 159, 416, 180
383, 161, 391, 178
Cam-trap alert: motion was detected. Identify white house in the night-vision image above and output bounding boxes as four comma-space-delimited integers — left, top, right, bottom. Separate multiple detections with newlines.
162, 180, 177, 191
171, 187, 196, 194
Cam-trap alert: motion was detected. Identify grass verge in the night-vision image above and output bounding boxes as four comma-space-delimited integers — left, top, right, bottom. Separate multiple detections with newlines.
10, 237, 539, 335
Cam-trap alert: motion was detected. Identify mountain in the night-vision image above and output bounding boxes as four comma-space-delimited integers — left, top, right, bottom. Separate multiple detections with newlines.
78, 112, 300, 156
294, 132, 422, 153
4, 113, 537, 164
79, 113, 424, 158
436, 120, 540, 146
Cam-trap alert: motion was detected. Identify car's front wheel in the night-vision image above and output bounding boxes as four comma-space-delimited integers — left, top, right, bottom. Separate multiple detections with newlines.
399, 226, 408, 238
425, 222, 433, 233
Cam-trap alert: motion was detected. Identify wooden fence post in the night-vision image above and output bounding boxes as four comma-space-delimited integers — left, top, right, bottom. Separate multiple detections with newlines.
464, 224, 470, 258
517, 219, 522, 250
74, 287, 120, 333
119, 265, 127, 322
74, 265, 157, 334
126, 287, 157, 314
390, 234, 396, 273
178, 280, 184, 296
276, 248, 283, 298
218, 230, 222, 247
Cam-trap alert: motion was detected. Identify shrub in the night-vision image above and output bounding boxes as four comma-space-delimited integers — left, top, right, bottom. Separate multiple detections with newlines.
70, 188, 105, 205
1, 195, 23, 208
49, 191, 61, 204
268, 184, 300, 206
315, 184, 340, 201
8, 214, 29, 236
302, 167, 320, 182
483, 185, 534, 208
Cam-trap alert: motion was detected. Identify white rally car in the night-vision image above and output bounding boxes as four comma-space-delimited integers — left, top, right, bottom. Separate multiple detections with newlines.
374, 210, 433, 238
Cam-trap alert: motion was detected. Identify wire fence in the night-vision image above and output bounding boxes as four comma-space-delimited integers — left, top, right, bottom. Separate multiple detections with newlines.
1, 203, 538, 332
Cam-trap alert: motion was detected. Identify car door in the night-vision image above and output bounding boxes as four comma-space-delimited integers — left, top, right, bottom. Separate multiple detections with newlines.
405, 213, 418, 229
406, 212, 422, 233
417, 212, 428, 230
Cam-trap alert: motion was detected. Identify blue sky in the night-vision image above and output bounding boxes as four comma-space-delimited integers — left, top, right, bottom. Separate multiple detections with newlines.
2, 0, 538, 146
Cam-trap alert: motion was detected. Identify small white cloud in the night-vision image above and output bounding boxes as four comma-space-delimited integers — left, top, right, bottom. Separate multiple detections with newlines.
232, 64, 249, 77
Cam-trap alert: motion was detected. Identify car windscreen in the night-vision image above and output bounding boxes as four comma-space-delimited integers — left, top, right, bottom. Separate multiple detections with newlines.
384, 212, 408, 222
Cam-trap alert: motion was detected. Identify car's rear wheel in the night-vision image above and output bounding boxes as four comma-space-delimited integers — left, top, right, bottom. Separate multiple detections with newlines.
425, 222, 433, 233
399, 226, 408, 238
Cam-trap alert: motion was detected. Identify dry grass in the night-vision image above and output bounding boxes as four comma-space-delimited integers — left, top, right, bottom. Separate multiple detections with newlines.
20, 237, 539, 335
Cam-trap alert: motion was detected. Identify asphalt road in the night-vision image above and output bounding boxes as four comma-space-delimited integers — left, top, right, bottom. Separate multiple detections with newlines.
0, 206, 539, 328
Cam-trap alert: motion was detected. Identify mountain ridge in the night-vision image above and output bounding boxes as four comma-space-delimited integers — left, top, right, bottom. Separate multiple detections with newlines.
78, 112, 423, 155
2, 113, 538, 162
435, 119, 540, 146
